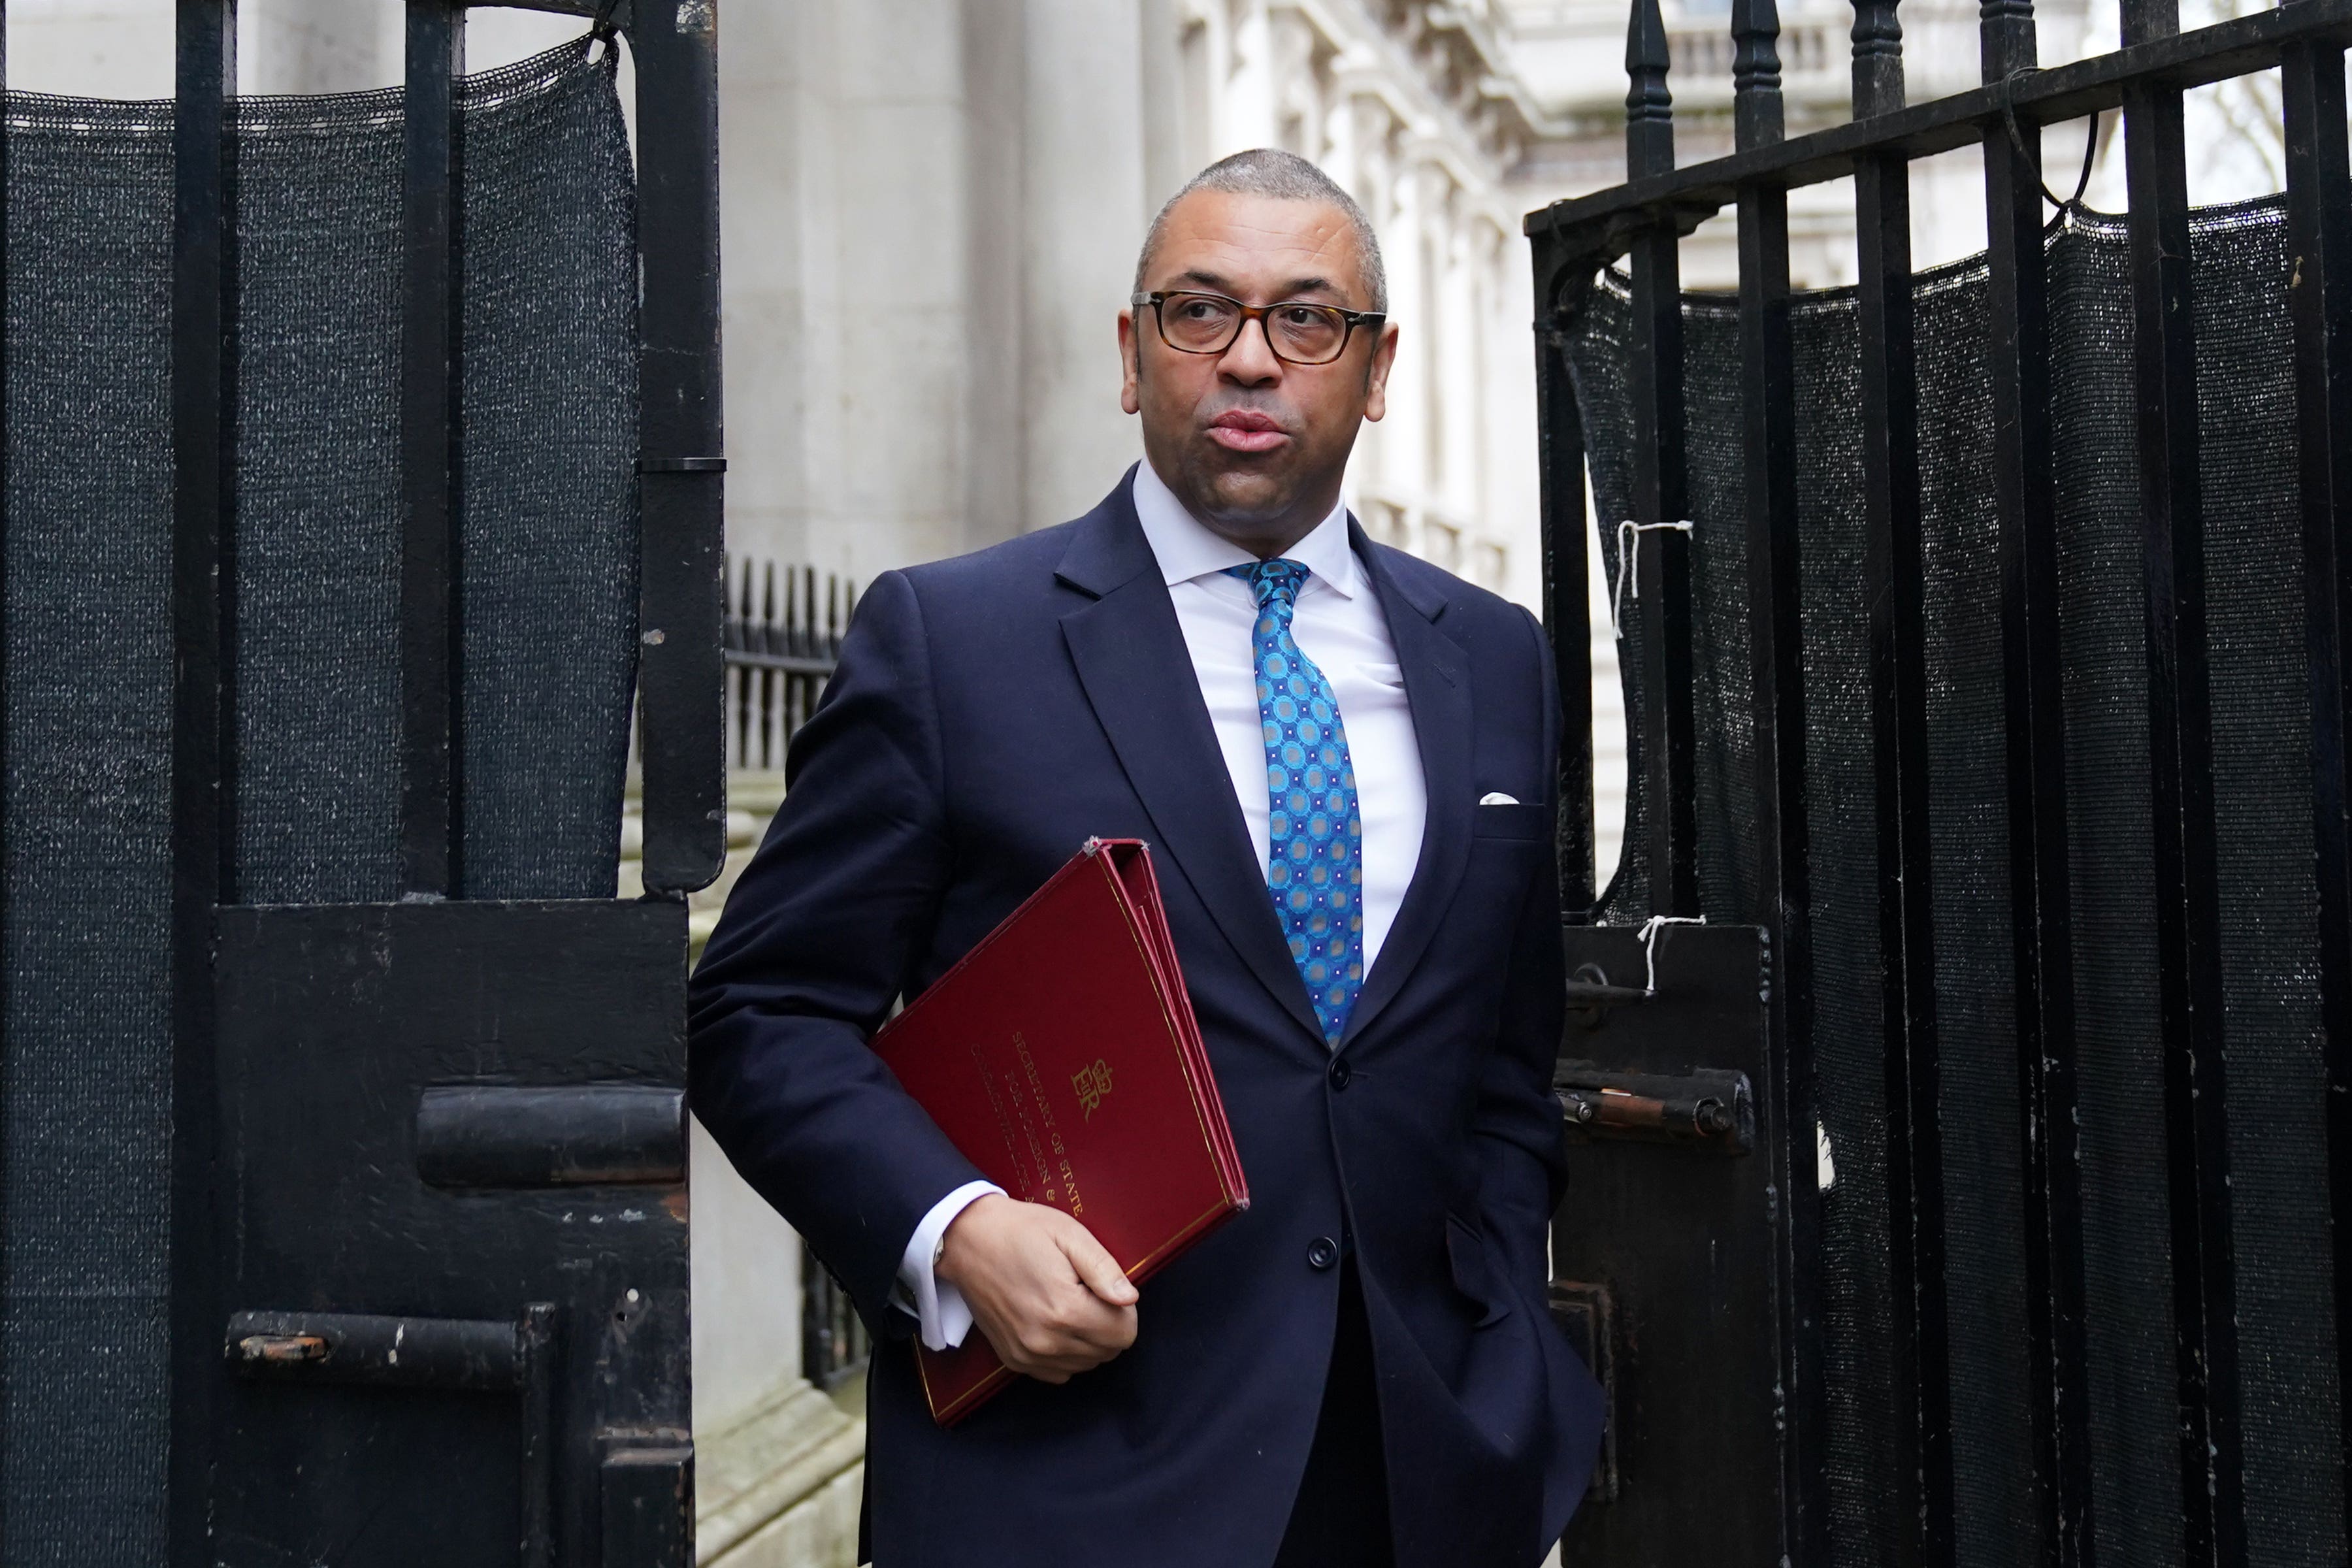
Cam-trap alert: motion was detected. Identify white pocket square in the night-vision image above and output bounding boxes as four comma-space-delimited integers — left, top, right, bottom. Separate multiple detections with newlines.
1478, 791, 1520, 806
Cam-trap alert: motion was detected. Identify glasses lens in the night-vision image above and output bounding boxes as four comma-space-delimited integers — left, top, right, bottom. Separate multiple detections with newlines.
1159, 293, 1241, 352
1268, 303, 1347, 364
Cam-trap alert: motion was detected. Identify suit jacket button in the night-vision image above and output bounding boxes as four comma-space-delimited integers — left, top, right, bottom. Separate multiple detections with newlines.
1328, 1058, 1352, 1090
1307, 1236, 1339, 1271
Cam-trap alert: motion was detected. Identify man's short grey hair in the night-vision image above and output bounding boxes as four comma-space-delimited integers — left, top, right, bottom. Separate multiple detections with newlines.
1134, 148, 1388, 315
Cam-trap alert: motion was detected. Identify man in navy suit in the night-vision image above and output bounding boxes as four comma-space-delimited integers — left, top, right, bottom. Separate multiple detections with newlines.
689, 148, 1602, 1567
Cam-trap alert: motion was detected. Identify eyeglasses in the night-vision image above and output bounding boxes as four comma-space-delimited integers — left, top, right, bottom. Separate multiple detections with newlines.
1130, 290, 1384, 367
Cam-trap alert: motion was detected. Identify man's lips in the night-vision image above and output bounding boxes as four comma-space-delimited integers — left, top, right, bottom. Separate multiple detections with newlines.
1205, 411, 1292, 454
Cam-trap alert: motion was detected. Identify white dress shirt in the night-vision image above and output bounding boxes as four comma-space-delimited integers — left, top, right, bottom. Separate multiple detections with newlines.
894, 460, 1429, 1350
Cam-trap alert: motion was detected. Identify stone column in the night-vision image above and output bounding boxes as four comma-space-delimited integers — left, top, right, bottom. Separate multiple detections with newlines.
1470, 214, 1544, 608
1433, 184, 1482, 578
720, 0, 979, 581
1378, 145, 1435, 535
1017, 0, 1151, 530
963, 0, 1028, 547
1220, 0, 1277, 151
1267, 7, 1323, 155
1331, 87, 1396, 533
715, 0, 817, 573
1138, 0, 1192, 209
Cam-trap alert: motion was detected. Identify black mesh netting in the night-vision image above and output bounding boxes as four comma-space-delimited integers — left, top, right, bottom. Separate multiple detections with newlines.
232, 43, 639, 902
2, 40, 636, 1558
1570, 195, 2345, 1565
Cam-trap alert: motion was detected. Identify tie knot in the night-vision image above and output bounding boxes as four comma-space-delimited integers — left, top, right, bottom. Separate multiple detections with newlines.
1228, 558, 1311, 610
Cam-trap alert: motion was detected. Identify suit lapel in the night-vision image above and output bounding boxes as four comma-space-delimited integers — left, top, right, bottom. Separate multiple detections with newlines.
1056, 478, 1326, 1047
1341, 524, 1473, 1050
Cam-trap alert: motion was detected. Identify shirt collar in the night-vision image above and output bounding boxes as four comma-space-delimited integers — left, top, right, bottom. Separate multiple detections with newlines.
1130, 459, 1362, 600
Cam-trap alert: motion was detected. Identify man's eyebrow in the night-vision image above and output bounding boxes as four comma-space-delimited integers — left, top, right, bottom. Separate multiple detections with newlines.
1166, 269, 1353, 303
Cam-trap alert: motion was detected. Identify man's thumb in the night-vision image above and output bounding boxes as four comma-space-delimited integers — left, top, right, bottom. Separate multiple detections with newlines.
1062, 1228, 1139, 1305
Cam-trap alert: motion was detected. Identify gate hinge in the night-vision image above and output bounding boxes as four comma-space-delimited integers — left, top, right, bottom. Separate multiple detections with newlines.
1556, 1060, 1754, 1155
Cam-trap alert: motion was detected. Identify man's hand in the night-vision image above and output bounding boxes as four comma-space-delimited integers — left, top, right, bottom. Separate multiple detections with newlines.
935, 1194, 1139, 1383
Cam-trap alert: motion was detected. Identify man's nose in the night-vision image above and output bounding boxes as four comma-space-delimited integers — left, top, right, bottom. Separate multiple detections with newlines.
1217, 316, 1284, 384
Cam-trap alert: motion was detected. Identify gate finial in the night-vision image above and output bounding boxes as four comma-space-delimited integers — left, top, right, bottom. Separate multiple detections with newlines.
1732, 0, 1786, 149
1851, 0, 1906, 116
1978, 0, 2037, 80
1625, 0, 1676, 177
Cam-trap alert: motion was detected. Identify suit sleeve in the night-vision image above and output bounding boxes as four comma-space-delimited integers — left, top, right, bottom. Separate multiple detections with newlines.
1471, 605, 1571, 1302
687, 569, 987, 1335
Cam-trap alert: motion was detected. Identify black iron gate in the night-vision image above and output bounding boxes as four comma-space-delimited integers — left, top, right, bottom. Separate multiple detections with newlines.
1532, 1, 2352, 1565
0, 1, 723, 1563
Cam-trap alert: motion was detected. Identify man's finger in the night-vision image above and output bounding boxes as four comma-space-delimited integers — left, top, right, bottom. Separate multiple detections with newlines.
999, 1329, 1113, 1377
1040, 1288, 1135, 1348
1059, 1228, 1139, 1306
1096, 1302, 1139, 1351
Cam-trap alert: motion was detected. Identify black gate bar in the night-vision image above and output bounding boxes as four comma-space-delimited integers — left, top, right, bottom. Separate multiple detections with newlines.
1624, 0, 1699, 920
2119, 0, 2247, 1556
630, 0, 729, 897
169, 5, 237, 1563
401, 0, 464, 900
1848, 2, 1954, 1559
0, 6, 13, 1567
1982, 0, 2099, 1562
2281, 7, 2352, 1547
1731, 0, 1822, 1554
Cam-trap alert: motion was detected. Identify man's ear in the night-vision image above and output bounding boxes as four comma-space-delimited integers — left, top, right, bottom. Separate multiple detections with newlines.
1362, 319, 1400, 423
1119, 309, 1141, 416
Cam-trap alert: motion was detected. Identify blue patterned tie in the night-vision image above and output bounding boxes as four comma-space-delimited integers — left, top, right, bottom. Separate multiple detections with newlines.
1227, 560, 1364, 1046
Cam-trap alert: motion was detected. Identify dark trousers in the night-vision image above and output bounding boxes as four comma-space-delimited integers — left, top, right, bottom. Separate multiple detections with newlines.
1272, 1258, 1395, 1568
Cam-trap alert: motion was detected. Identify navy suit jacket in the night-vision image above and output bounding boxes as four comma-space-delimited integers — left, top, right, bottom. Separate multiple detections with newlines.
688, 474, 1603, 1568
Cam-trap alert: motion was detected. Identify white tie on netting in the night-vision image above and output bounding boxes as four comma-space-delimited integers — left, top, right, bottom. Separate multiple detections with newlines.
1611, 518, 1696, 642
1633, 913, 1707, 996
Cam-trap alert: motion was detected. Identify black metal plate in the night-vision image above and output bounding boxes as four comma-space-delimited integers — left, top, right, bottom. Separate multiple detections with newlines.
210, 900, 690, 1567
1554, 923, 1782, 1568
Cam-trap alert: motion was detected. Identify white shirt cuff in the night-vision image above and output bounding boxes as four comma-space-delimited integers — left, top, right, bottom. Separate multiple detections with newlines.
896, 1180, 1004, 1352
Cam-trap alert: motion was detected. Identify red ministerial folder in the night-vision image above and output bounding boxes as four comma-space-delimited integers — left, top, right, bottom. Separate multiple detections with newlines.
871, 838, 1250, 1425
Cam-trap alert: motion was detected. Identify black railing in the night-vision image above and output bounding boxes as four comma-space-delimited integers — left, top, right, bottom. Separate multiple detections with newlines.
723, 558, 856, 774
1530, 0, 2351, 1560
802, 1255, 871, 1395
